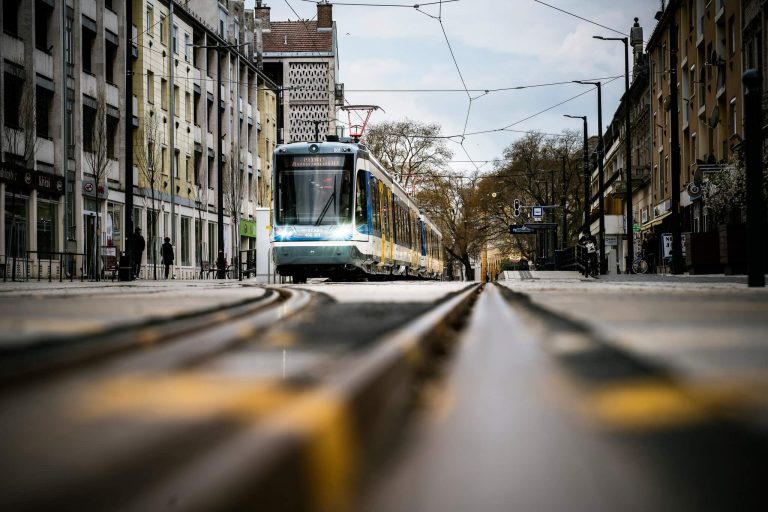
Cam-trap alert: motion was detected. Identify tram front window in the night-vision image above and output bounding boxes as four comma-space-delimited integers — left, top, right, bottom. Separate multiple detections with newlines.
276, 154, 353, 225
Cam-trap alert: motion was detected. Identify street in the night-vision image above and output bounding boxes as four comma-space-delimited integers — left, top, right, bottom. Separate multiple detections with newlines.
1, 274, 766, 511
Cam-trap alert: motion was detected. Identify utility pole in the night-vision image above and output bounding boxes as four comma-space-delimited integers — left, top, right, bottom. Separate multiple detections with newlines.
560, 154, 567, 250
124, 0, 134, 280
217, 45, 226, 278
168, 0, 176, 248
743, 70, 765, 287
668, 20, 683, 274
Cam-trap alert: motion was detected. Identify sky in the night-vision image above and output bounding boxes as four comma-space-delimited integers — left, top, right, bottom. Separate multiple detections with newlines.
245, 0, 662, 172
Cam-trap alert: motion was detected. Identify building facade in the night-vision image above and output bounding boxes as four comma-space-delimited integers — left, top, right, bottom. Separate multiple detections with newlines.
1, 0, 278, 280
647, 0, 743, 237
255, 0, 343, 144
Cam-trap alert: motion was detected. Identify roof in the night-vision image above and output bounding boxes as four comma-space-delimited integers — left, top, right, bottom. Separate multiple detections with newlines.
263, 21, 333, 53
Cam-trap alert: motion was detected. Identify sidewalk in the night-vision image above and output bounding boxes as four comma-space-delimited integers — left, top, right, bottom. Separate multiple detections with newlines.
0, 280, 268, 347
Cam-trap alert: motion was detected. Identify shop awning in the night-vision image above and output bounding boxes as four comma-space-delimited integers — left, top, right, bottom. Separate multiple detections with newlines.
644, 211, 671, 228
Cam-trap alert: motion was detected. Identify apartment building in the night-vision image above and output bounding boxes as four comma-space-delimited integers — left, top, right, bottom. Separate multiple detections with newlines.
255, 0, 344, 144
1, 0, 278, 280
1, 0, 128, 279
647, 0, 742, 236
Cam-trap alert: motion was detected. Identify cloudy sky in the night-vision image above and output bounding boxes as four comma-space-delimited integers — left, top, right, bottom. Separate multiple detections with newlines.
246, 0, 661, 171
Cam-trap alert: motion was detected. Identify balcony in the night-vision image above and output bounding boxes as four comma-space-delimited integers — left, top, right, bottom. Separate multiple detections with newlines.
82, 72, 97, 98
104, 7, 118, 35
38, 138, 55, 165
82, 0, 96, 19
246, 151, 253, 168
257, 155, 262, 172
193, 68, 201, 94
34, 48, 53, 78
107, 159, 119, 182
106, 82, 119, 108
207, 131, 214, 150
131, 25, 138, 59
194, 125, 202, 144
2, 33, 24, 63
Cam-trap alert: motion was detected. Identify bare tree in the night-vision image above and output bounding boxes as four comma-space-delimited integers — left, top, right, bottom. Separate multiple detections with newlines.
223, 143, 243, 272
83, 86, 111, 280
134, 110, 163, 279
416, 172, 491, 280
364, 119, 452, 193
3, 67, 39, 280
192, 161, 209, 278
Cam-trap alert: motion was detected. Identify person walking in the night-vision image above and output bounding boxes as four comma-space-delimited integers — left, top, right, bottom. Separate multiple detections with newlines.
161, 237, 174, 279
132, 227, 145, 279
642, 232, 657, 273
579, 229, 599, 278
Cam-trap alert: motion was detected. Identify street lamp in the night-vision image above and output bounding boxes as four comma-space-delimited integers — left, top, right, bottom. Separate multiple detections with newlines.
563, 115, 589, 236
573, 80, 606, 274
594, 30, 634, 273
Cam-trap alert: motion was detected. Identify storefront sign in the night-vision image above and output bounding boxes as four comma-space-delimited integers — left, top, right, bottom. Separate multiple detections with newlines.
240, 219, 257, 238
35, 170, 65, 197
82, 179, 108, 199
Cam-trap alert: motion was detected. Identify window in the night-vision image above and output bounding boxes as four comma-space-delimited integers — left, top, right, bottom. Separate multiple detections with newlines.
218, 7, 227, 37
728, 16, 736, 56
184, 33, 191, 62
105, 41, 118, 83
185, 93, 191, 122
185, 156, 191, 182
82, 26, 96, 74
3, 1, 19, 37
83, 104, 97, 153
36, 87, 53, 139
3, 71, 24, 129
146, 5, 154, 35
729, 98, 737, 135
146, 72, 154, 103
107, 116, 119, 159
35, 0, 53, 52
161, 78, 168, 110
37, 202, 57, 258
4, 195, 28, 258
174, 85, 180, 113
161, 147, 167, 175
181, 217, 191, 265
65, 16, 74, 74
174, 150, 179, 178
160, 14, 166, 44
172, 24, 178, 54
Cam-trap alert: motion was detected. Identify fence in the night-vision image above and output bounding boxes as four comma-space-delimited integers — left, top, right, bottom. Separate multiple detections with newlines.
2, 251, 87, 282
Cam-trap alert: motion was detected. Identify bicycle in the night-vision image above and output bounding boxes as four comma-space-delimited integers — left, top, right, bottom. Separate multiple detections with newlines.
631, 251, 649, 274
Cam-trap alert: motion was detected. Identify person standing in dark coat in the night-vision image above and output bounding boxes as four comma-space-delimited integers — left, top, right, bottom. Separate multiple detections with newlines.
161, 237, 174, 279
132, 227, 145, 278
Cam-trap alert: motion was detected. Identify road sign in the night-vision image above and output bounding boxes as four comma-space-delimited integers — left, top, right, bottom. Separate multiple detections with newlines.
509, 224, 536, 234
532, 206, 543, 220
633, 223, 641, 233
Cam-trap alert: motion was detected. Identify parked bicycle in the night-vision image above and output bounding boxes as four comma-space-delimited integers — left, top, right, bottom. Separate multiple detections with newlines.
631, 250, 649, 274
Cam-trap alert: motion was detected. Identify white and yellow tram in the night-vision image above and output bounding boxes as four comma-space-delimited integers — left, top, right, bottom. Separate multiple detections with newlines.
272, 140, 444, 282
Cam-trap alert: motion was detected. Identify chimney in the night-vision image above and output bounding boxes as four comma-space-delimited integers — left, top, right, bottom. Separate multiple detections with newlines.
318, 1, 333, 30
255, 1, 271, 31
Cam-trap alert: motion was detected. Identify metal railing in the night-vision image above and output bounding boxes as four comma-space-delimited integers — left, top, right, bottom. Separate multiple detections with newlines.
2, 251, 87, 282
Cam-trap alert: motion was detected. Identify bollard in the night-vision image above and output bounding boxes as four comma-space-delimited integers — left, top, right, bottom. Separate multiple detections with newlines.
743, 70, 765, 288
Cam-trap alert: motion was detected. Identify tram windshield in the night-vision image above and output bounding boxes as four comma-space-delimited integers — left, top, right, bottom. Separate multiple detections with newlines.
276, 154, 354, 225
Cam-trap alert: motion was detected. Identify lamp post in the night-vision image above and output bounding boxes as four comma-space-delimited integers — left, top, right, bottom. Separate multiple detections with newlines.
573, 80, 606, 274
564, 115, 589, 234
594, 33, 634, 273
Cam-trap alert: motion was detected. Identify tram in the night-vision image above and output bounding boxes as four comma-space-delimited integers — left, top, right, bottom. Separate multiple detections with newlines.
272, 139, 444, 282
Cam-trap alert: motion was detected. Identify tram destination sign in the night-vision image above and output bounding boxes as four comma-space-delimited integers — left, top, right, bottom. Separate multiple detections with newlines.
282, 155, 348, 169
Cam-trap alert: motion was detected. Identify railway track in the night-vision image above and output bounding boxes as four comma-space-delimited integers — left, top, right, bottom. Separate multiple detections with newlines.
0, 283, 481, 511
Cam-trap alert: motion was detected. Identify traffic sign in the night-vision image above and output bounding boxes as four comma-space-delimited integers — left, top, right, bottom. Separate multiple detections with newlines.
510, 224, 536, 234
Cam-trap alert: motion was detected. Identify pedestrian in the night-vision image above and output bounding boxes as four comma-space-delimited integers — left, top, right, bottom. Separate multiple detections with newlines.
161, 237, 174, 279
132, 227, 145, 279
579, 229, 599, 278
642, 232, 657, 273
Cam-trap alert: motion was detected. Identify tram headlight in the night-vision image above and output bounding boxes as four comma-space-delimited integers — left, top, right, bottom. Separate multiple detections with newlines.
275, 226, 295, 240
330, 224, 353, 240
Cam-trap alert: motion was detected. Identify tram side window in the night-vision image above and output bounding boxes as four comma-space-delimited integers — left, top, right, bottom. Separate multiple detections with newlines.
382, 189, 390, 239
355, 170, 368, 230
371, 178, 381, 235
